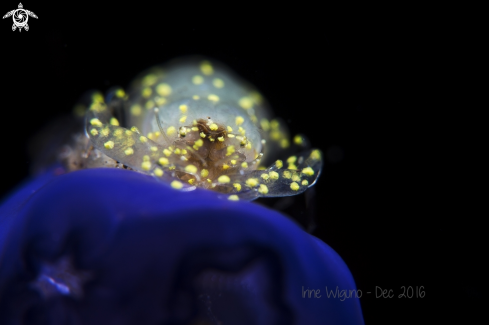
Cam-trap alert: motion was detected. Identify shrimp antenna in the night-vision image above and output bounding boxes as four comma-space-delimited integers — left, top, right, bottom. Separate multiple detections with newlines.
154, 108, 172, 145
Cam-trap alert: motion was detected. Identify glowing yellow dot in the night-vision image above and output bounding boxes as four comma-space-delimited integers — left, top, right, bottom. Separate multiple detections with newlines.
156, 83, 172, 96
138, 136, 147, 143
213, 78, 225, 88
246, 178, 259, 187
269, 171, 279, 180
233, 183, 242, 191
227, 126, 233, 132
142, 87, 152, 98
302, 180, 309, 186
227, 134, 235, 138
209, 137, 215, 142
101, 128, 110, 137
90, 128, 98, 136
218, 175, 231, 184
290, 182, 300, 191
217, 136, 224, 142
258, 184, 269, 195
280, 139, 290, 148
116, 89, 125, 98
241, 162, 248, 168
292, 174, 301, 182
226, 145, 235, 156
125, 130, 133, 136
222, 164, 230, 170
228, 195, 239, 201
147, 132, 154, 140
179, 127, 187, 136
188, 179, 195, 185
143, 155, 150, 161
182, 149, 187, 155
150, 146, 158, 152
260, 173, 269, 180
179, 104, 188, 113
208, 94, 219, 102
193, 95, 200, 100
142, 74, 157, 86
270, 119, 280, 130
143, 100, 154, 110
287, 156, 297, 164
141, 161, 151, 171
195, 139, 204, 147
191, 126, 199, 131
114, 129, 123, 137
90, 118, 102, 126
183, 165, 196, 174
155, 97, 167, 106
238, 127, 246, 136
104, 141, 114, 149
239, 97, 253, 109
179, 115, 187, 123
109, 117, 119, 126
131, 126, 140, 134
200, 132, 206, 138
250, 91, 263, 104
167, 126, 176, 136
201, 169, 209, 177
200, 61, 214, 75
163, 149, 172, 157
294, 135, 303, 145
275, 160, 283, 168
301, 167, 315, 176
131, 105, 142, 116
124, 147, 134, 155
171, 180, 183, 189
245, 142, 252, 149
192, 75, 204, 85
230, 159, 237, 165
209, 123, 218, 131
158, 157, 169, 165
311, 150, 321, 160
288, 163, 297, 170
154, 168, 164, 177
235, 116, 244, 126
283, 171, 292, 179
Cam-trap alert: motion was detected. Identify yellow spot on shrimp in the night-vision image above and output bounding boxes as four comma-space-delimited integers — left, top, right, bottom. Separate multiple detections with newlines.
235, 116, 244, 126
209, 123, 218, 131
141, 161, 151, 171
258, 184, 269, 194
302, 180, 309, 186
192, 75, 204, 85
275, 160, 283, 168
90, 118, 102, 127
213, 78, 225, 88
179, 104, 188, 113
142, 87, 152, 98
140, 136, 148, 143
269, 171, 279, 180
104, 141, 114, 149
167, 126, 176, 136
239, 97, 253, 109
131, 104, 142, 116
302, 167, 315, 176
218, 175, 231, 184
290, 182, 300, 191
171, 180, 183, 189
228, 195, 239, 201
179, 115, 187, 123
90, 128, 98, 136
154, 168, 164, 177
200, 61, 214, 75
201, 169, 209, 177
246, 178, 259, 187
159, 157, 169, 165
208, 94, 219, 102
156, 83, 172, 96
185, 165, 198, 174
233, 183, 241, 191
124, 147, 134, 155
110, 117, 119, 126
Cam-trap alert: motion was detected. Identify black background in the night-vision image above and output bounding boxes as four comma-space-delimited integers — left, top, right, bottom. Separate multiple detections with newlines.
0, 3, 483, 324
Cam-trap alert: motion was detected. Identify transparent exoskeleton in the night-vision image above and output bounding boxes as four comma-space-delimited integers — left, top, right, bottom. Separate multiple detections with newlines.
63, 57, 323, 201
